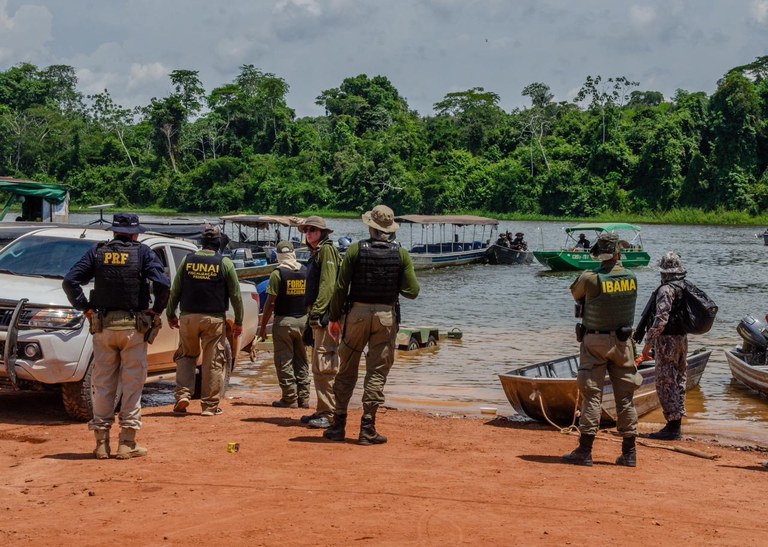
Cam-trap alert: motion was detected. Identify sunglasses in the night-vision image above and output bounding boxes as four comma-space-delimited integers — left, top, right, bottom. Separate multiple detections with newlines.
305, 227, 320, 233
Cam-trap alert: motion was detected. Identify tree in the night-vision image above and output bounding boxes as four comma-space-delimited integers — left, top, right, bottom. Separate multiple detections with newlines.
574, 75, 639, 143
433, 87, 505, 155
88, 90, 138, 168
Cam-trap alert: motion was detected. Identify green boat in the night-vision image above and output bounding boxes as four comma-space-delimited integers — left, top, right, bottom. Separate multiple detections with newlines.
533, 223, 650, 271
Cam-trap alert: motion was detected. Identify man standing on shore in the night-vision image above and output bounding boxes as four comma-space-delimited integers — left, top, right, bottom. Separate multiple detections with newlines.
323, 205, 420, 445
298, 216, 342, 429
63, 213, 170, 459
258, 241, 310, 409
634, 251, 689, 440
563, 233, 641, 467
166, 224, 244, 416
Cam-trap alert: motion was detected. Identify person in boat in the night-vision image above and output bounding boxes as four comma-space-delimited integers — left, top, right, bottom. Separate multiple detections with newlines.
575, 233, 590, 249
510, 232, 527, 251
633, 251, 689, 441
323, 205, 420, 445
63, 213, 171, 459
495, 233, 510, 248
258, 241, 310, 409
167, 224, 244, 417
563, 233, 641, 467
298, 216, 342, 430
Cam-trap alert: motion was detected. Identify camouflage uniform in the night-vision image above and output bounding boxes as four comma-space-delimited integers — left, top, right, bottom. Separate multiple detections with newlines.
645, 284, 688, 421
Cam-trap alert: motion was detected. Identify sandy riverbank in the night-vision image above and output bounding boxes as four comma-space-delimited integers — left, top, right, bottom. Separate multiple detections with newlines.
1, 390, 767, 545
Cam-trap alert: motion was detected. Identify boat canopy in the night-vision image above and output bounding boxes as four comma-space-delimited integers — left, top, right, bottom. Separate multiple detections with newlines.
220, 215, 305, 229
565, 223, 641, 233
0, 177, 70, 222
0, 178, 69, 204
395, 215, 498, 226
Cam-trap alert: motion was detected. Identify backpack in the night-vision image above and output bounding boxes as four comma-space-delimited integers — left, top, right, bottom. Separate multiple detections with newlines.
669, 279, 718, 335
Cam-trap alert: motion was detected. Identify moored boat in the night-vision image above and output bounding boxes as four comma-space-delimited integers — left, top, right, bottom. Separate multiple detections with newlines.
220, 215, 305, 262
394, 215, 498, 270
533, 223, 650, 271
485, 244, 534, 265
498, 349, 712, 425
725, 315, 768, 396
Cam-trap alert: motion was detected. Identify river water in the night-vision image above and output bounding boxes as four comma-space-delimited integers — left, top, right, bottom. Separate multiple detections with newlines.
70, 214, 768, 444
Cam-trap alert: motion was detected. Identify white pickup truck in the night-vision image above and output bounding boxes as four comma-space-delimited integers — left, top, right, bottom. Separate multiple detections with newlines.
0, 227, 259, 420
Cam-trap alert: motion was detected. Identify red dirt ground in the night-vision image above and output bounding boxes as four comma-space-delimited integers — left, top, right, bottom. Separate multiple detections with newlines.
1, 391, 767, 545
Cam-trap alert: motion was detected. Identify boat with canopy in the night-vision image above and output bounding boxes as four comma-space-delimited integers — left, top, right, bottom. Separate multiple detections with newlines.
394, 214, 498, 270
532, 222, 650, 271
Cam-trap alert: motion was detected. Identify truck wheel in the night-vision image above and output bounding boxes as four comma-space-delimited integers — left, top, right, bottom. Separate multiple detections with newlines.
61, 359, 94, 422
192, 338, 233, 399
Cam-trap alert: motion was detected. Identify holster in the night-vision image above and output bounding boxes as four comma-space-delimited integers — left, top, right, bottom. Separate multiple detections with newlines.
89, 311, 104, 334
575, 322, 585, 342
616, 326, 633, 342
144, 315, 162, 344
302, 319, 314, 347
135, 312, 152, 334
395, 300, 402, 324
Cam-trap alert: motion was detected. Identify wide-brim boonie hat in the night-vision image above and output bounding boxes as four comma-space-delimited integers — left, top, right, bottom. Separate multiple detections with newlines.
362, 205, 399, 234
298, 216, 333, 234
106, 213, 146, 234
590, 233, 629, 261
658, 251, 686, 274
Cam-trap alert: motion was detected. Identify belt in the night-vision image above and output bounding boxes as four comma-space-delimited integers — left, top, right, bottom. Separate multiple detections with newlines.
585, 329, 613, 335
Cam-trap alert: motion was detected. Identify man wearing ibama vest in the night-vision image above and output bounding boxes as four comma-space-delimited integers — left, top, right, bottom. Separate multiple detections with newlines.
563, 232, 642, 468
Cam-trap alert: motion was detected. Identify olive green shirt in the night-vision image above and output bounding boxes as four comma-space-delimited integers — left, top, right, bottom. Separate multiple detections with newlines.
308, 240, 342, 318
329, 241, 420, 321
166, 250, 244, 326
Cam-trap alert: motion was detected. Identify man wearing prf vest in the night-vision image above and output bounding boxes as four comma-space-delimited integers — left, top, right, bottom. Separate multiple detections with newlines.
166, 224, 243, 416
563, 233, 642, 468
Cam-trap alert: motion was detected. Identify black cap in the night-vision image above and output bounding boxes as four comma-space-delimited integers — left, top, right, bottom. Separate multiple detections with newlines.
106, 213, 145, 234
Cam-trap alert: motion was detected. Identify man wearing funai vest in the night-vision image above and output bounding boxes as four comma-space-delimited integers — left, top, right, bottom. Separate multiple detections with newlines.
324, 205, 420, 445
563, 233, 642, 467
258, 241, 310, 409
166, 224, 243, 416
63, 213, 170, 460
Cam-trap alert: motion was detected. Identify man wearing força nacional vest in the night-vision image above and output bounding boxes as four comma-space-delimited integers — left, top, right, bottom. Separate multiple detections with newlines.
563, 233, 642, 467
63, 213, 170, 460
166, 224, 244, 417
323, 205, 420, 445
258, 241, 310, 409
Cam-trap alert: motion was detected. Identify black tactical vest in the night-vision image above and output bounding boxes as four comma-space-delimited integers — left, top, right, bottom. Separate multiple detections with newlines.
583, 269, 638, 331
91, 240, 144, 311
180, 253, 229, 314
348, 240, 401, 305
275, 266, 308, 318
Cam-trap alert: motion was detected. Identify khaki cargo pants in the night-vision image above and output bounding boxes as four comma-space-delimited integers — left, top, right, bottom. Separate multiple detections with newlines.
311, 324, 339, 418
334, 302, 397, 417
174, 314, 227, 412
272, 314, 310, 404
577, 333, 642, 437
89, 325, 148, 431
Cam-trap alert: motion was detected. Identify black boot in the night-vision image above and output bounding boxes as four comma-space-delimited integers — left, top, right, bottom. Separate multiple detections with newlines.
359, 413, 387, 445
562, 434, 594, 466
616, 436, 637, 467
322, 413, 347, 442
648, 419, 682, 441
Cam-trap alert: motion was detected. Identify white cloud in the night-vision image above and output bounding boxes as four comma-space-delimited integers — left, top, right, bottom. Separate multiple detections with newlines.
128, 62, 168, 90
274, 0, 323, 17
629, 5, 657, 27
0, 0, 53, 64
751, 0, 768, 23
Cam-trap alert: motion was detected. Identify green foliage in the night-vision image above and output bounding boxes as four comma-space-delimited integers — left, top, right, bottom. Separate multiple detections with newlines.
0, 60, 767, 223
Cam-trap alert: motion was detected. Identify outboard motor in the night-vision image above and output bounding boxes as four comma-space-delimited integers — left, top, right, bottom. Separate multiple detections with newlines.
736, 315, 768, 355
338, 236, 352, 252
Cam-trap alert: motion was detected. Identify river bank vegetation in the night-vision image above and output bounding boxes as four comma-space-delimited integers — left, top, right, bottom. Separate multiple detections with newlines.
1, 57, 767, 221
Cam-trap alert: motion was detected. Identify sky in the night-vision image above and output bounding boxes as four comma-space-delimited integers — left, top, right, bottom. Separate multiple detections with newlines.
0, 0, 767, 117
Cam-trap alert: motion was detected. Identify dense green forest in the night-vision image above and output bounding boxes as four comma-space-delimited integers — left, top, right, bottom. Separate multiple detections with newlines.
1, 57, 767, 217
